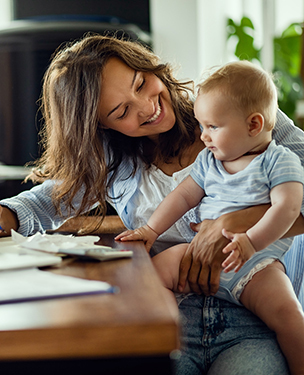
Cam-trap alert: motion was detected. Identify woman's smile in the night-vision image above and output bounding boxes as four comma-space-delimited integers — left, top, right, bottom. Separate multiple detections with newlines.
145, 104, 162, 124
141, 99, 165, 127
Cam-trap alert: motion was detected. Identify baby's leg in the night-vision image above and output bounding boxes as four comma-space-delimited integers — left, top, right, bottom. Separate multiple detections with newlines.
240, 261, 304, 375
152, 243, 191, 293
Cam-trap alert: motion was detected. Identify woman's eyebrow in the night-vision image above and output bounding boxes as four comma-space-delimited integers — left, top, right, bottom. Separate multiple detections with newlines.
107, 70, 138, 118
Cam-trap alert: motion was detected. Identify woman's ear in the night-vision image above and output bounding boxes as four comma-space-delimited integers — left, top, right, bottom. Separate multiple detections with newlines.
246, 112, 264, 137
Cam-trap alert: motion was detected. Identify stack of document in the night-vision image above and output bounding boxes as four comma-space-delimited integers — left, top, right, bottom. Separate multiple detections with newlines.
0, 235, 62, 271
0, 235, 117, 305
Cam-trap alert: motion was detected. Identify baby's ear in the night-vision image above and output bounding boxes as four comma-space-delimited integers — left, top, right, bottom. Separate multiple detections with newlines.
247, 112, 264, 137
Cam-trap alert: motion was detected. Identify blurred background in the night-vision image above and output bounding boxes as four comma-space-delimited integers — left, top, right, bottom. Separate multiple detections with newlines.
0, 0, 303, 198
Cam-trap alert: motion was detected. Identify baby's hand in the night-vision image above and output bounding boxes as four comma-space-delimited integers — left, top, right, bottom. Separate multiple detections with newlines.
115, 225, 158, 252
221, 229, 256, 272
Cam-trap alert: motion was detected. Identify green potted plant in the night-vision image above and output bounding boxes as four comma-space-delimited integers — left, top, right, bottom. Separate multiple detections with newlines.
227, 17, 303, 127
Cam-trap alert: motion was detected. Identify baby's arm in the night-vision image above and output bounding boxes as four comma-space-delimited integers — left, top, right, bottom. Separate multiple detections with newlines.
115, 176, 205, 251
222, 181, 303, 272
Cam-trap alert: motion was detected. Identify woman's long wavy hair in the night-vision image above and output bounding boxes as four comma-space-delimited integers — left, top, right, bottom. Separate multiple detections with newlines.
28, 34, 198, 226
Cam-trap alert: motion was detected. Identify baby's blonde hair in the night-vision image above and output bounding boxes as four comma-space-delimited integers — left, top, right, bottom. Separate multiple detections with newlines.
197, 60, 278, 130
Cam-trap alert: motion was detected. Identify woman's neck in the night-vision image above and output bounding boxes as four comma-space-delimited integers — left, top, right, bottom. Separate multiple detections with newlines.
153, 129, 205, 176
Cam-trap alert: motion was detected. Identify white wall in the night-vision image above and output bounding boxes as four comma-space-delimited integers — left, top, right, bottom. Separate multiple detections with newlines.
149, 0, 199, 81
150, 0, 234, 81
150, 0, 304, 81
0, 0, 12, 25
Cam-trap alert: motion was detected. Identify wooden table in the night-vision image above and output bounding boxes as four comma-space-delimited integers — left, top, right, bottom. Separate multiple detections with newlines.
0, 232, 180, 375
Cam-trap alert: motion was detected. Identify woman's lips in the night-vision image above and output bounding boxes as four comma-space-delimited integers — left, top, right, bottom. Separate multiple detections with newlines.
146, 105, 162, 123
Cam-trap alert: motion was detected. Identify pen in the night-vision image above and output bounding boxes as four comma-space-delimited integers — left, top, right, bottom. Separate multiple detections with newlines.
0, 225, 7, 233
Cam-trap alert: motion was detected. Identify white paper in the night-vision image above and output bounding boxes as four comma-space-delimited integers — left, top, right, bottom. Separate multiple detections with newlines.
0, 268, 116, 304
0, 237, 61, 271
11, 230, 102, 253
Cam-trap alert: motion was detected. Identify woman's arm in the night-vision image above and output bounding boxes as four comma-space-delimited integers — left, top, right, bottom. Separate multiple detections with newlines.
0, 180, 84, 236
178, 202, 304, 295
285, 214, 304, 237
178, 204, 270, 295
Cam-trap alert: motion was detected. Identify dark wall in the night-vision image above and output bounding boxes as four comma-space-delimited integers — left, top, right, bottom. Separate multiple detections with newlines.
0, 0, 150, 198
13, 0, 150, 31
0, 0, 150, 167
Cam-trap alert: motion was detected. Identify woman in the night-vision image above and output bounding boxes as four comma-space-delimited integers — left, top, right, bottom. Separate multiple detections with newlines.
0, 35, 303, 374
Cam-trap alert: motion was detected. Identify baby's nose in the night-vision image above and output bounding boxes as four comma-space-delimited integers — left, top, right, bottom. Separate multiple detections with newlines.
200, 130, 210, 142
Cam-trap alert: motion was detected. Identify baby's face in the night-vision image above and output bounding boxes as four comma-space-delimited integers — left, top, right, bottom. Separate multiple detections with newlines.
194, 90, 255, 161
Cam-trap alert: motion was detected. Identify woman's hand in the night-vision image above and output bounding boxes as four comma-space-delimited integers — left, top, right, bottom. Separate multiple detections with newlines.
178, 218, 229, 295
178, 204, 270, 295
0, 205, 19, 236
115, 225, 158, 253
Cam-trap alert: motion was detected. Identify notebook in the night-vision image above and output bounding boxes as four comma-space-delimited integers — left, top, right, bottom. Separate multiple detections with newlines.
0, 268, 117, 304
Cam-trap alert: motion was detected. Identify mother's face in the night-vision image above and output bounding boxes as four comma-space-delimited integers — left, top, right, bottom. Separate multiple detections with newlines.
98, 57, 176, 142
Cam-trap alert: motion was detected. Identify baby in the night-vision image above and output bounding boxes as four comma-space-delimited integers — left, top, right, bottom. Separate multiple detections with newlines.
116, 61, 304, 374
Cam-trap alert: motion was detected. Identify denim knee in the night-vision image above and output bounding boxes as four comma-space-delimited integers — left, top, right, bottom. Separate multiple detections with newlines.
173, 294, 288, 375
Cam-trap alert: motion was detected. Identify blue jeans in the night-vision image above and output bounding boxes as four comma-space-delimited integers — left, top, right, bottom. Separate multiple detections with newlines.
171, 234, 304, 374
173, 294, 289, 375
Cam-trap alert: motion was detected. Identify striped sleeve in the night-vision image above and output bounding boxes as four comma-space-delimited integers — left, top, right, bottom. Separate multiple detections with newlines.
274, 110, 304, 307
273, 109, 304, 166
0, 180, 65, 235
283, 236, 304, 307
